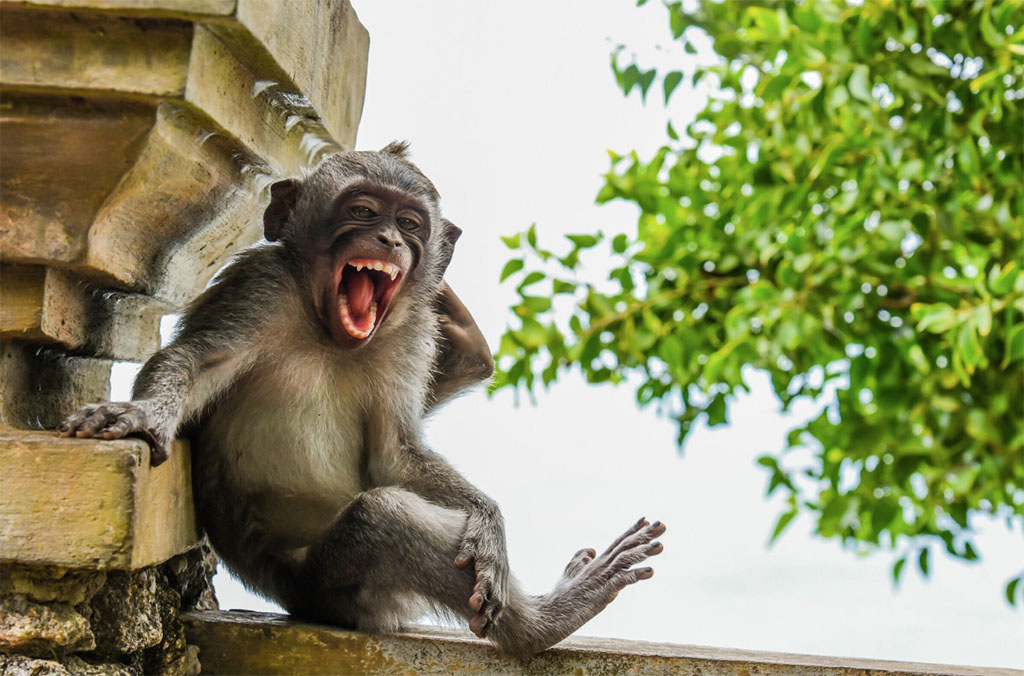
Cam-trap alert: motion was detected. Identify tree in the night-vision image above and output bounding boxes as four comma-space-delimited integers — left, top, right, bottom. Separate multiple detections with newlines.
493, 0, 1023, 602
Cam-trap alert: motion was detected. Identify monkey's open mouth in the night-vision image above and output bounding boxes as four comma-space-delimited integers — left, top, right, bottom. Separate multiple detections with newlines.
337, 258, 404, 339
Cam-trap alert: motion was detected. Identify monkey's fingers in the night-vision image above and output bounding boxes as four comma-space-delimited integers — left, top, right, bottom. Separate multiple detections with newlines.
58, 405, 99, 438
600, 516, 648, 557
605, 519, 665, 563
75, 407, 119, 438
101, 417, 135, 440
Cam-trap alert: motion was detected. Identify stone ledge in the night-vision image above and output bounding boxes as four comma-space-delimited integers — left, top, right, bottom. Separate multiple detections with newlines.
0, 432, 197, 570
182, 610, 1018, 676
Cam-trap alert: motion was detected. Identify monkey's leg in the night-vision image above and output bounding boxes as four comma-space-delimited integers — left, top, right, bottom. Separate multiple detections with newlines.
293, 487, 664, 657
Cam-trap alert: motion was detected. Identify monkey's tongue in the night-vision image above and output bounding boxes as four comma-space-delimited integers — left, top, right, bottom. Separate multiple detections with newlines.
339, 270, 378, 339
346, 270, 375, 318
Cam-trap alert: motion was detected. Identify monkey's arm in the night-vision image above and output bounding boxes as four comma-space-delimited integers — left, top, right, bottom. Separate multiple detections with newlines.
58, 256, 270, 464
425, 282, 494, 413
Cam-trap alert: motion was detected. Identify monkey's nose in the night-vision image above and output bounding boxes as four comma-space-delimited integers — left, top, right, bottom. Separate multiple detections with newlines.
377, 233, 402, 248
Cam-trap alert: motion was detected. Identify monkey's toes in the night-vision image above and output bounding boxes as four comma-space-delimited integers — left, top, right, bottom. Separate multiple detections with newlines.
563, 547, 597, 579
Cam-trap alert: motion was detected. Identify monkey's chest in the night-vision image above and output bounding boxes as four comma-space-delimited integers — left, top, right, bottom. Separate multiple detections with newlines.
199, 361, 397, 543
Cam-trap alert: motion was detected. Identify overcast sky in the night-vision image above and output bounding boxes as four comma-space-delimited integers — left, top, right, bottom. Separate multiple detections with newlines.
199, 1, 1022, 668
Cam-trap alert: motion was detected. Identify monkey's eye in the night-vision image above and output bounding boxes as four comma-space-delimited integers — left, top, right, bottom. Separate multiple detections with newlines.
397, 217, 420, 231
351, 205, 377, 219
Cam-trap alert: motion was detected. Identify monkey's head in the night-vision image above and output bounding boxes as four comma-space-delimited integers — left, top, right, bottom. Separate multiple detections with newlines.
263, 142, 459, 348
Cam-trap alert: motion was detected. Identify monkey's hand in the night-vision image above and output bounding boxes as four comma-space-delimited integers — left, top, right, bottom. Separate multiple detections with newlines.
58, 401, 170, 466
434, 283, 494, 379
454, 502, 510, 638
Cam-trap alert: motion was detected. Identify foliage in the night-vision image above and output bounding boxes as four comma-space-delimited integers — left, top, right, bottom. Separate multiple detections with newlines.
493, 0, 1024, 601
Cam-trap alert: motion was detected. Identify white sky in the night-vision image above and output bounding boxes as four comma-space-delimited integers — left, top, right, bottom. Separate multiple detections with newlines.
171, 1, 1023, 668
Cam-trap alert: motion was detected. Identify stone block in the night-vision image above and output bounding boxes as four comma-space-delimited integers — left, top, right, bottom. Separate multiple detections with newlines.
185, 25, 342, 176
0, 94, 154, 267
85, 291, 175, 362
235, 0, 368, 150
6, 0, 233, 14
0, 9, 192, 97
0, 342, 111, 431
0, 432, 198, 570
84, 102, 267, 304
0, 265, 173, 361
0, 266, 89, 349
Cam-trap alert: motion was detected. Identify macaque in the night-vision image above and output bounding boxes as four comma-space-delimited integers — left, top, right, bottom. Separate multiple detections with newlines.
60, 143, 665, 656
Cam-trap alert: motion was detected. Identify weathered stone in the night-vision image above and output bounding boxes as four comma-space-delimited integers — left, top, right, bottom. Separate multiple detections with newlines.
83, 102, 268, 304
183, 611, 1015, 676
0, 432, 198, 570
88, 569, 163, 656
5, 0, 234, 15
229, 0, 369, 149
0, 342, 111, 431
85, 291, 175, 363
0, 94, 154, 267
141, 578, 199, 676
0, 564, 106, 606
185, 25, 341, 176
0, 9, 192, 97
0, 594, 94, 656
0, 266, 89, 349
0, 654, 135, 676
0, 264, 170, 361
1, 2, 368, 299
0, 654, 66, 676
164, 541, 219, 612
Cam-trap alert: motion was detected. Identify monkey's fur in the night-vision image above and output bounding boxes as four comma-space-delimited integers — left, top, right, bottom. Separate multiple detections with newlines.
60, 143, 665, 656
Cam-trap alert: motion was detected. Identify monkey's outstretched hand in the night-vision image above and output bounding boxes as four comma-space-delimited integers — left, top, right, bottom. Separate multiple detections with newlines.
58, 401, 170, 465
454, 507, 510, 638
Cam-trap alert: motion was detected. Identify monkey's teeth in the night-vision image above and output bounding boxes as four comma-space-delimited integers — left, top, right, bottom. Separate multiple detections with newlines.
338, 293, 377, 340
347, 259, 401, 280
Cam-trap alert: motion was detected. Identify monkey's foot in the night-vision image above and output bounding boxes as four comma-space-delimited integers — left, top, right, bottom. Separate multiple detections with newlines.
562, 547, 597, 580
518, 518, 665, 656
57, 402, 168, 465
569, 517, 665, 608
468, 559, 508, 639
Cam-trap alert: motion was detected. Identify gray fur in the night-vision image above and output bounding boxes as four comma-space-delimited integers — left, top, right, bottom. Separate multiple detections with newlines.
58, 145, 665, 657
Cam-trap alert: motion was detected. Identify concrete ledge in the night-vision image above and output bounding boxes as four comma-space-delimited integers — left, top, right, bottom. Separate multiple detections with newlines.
0, 432, 197, 569
182, 610, 1018, 676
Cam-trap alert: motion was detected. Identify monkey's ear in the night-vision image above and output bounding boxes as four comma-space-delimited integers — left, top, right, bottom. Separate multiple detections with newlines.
264, 179, 299, 242
380, 140, 410, 159
438, 219, 462, 275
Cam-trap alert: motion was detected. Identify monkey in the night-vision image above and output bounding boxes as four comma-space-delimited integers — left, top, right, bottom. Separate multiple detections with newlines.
58, 142, 666, 657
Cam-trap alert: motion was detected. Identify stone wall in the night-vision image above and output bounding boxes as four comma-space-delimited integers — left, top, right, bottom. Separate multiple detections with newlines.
0, 1, 368, 673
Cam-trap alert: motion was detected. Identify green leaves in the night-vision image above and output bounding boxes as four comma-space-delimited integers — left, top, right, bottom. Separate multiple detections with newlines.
499, 259, 524, 282
663, 71, 683, 104
1007, 575, 1023, 607
848, 65, 872, 103
495, 0, 1024, 603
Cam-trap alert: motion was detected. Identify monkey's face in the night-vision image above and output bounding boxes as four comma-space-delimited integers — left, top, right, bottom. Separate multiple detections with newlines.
264, 144, 451, 349
318, 182, 426, 346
